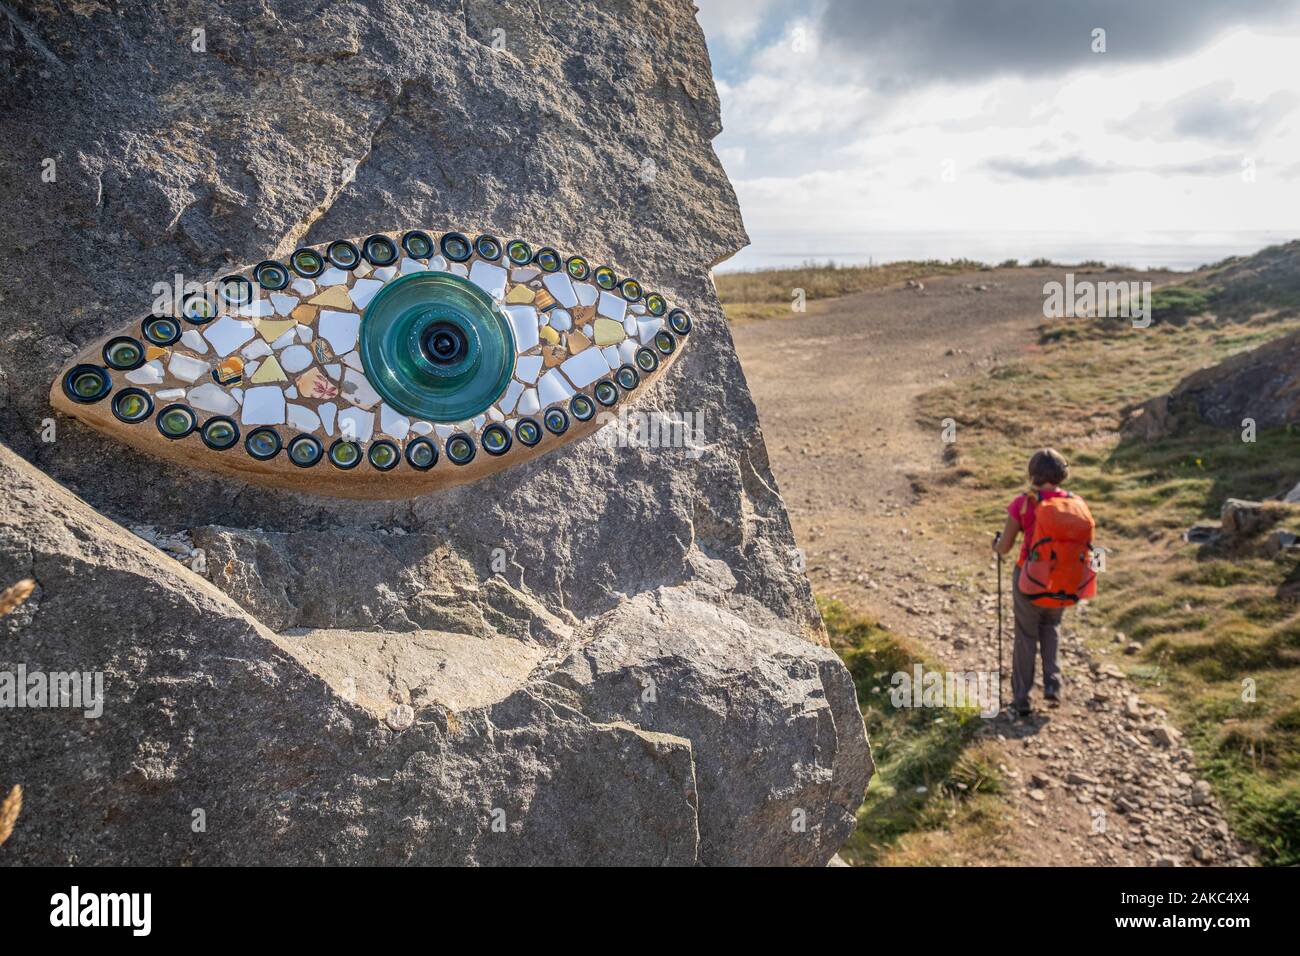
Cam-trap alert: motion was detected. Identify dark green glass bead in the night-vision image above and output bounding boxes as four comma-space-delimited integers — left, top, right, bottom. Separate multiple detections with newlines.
290, 248, 325, 278
156, 404, 197, 439
143, 316, 182, 346
481, 423, 511, 456
111, 388, 152, 423
544, 407, 569, 435
201, 417, 239, 450
405, 437, 438, 470
506, 240, 532, 265
446, 433, 476, 465
245, 427, 282, 459
328, 440, 361, 469
327, 241, 361, 270
63, 365, 111, 403
368, 440, 400, 471
254, 260, 291, 290
402, 231, 435, 259
570, 394, 595, 421
103, 336, 145, 371
288, 435, 323, 467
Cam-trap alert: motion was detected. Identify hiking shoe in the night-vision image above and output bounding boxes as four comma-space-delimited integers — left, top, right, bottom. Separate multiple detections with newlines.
1014, 703, 1033, 719
1044, 689, 1061, 706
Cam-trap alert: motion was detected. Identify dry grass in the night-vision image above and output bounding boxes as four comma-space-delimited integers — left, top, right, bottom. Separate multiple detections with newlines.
0, 785, 21, 847
0, 579, 35, 619
916, 311, 1300, 864
715, 260, 984, 324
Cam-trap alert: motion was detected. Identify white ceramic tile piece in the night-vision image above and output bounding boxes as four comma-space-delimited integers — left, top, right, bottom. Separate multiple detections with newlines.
324, 363, 342, 379
598, 290, 627, 322
537, 368, 576, 407
318, 267, 349, 287
237, 298, 274, 318
574, 281, 598, 306
504, 305, 539, 352
488, 406, 504, 422
353, 260, 372, 278
399, 257, 428, 275
187, 383, 239, 415
156, 388, 185, 401
343, 350, 365, 372
291, 278, 317, 297
428, 255, 449, 271
297, 324, 313, 343
623, 315, 638, 336
410, 420, 433, 436
285, 386, 298, 399
231, 387, 243, 405
618, 340, 639, 366
469, 260, 508, 300
168, 353, 210, 383
319, 310, 361, 355
549, 309, 573, 332
373, 266, 398, 282
126, 360, 165, 385
181, 329, 209, 354
637, 316, 665, 344
343, 367, 381, 408
270, 293, 299, 316
380, 403, 411, 440
499, 379, 524, 414
511, 266, 540, 282
629, 302, 646, 315
516, 388, 540, 415
435, 424, 455, 439
318, 402, 337, 436
280, 344, 313, 374
542, 272, 578, 309
336, 406, 374, 444
286, 403, 321, 433
514, 355, 543, 383
271, 327, 298, 350
242, 339, 272, 359
203, 316, 256, 357
560, 348, 608, 388
448, 263, 468, 277
601, 345, 621, 370
241, 385, 285, 426
349, 278, 385, 309
243, 360, 260, 378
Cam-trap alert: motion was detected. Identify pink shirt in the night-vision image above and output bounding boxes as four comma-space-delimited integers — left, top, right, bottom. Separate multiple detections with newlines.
1009, 489, 1068, 565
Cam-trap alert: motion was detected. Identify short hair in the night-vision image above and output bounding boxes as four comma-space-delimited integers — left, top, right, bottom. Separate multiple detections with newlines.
1028, 448, 1069, 486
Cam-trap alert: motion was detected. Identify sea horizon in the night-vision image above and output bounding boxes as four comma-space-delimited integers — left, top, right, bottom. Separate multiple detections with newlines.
715, 229, 1295, 274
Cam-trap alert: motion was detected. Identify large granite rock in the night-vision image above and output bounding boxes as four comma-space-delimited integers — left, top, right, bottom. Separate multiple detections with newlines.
0, 0, 870, 864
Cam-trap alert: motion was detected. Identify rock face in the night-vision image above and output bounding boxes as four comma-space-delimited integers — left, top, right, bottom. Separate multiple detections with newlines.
0, 1, 870, 864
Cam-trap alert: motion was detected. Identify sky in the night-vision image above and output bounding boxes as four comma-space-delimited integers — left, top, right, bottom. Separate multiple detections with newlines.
694, 0, 1300, 270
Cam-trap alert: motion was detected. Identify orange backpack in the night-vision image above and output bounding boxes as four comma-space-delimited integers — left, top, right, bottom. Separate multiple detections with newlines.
1017, 492, 1097, 608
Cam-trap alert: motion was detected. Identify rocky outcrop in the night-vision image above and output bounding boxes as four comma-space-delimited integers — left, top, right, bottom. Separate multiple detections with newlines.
0, 0, 870, 864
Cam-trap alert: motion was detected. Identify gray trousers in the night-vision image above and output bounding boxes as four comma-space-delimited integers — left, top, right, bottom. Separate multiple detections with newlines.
1011, 566, 1064, 709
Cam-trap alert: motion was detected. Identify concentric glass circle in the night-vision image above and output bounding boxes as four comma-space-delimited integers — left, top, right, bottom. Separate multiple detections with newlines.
645, 292, 667, 316
481, 423, 512, 456
515, 418, 542, 447
143, 316, 182, 346
441, 232, 472, 262
566, 256, 590, 280
359, 272, 515, 422
181, 294, 218, 325
363, 234, 399, 267
570, 394, 595, 421
327, 240, 361, 270
475, 235, 503, 261
290, 248, 325, 278
535, 247, 561, 272
245, 427, 282, 460
103, 336, 145, 371
254, 260, 291, 290
402, 231, 435, 259
616, 364, 640, 391
506, 240, 532, 265
594, 380, 618, 407
654, 329, 677, 354
329, 440, 362, 469
594, 266, 618, 290
446, 433, 476, 465
544, 407, 569, 435
201, 417, 240, 450
635, 347, 658, 373
288, 435, 323, 467
405, 436, 439, 470
668, 309, 692, 335
156, 404, 197, 440
63, 365, 111, 404
369, 440, 400, 471
111, 387, 153, 423
219, 275, 253, 307
619, 278, 643, 302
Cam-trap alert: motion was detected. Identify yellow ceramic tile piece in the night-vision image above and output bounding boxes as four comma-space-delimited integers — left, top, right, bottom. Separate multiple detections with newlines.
256, 319, 297, 343
539, 325, 561, 345
533, 289, 557, 311
571, 305, 597, 326
291, 303, 318, 323
249, 354, 287, 384
593, 318, 626, 346
310, 285, 353, 309
504, 284, 535, 304
567, 329, 591, 353
214, 356, 244, 386
541, 345, 566, 368
145, 345, 170, 362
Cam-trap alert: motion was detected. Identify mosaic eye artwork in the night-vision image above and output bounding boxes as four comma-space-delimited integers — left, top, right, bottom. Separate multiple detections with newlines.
51, 231, 694, 499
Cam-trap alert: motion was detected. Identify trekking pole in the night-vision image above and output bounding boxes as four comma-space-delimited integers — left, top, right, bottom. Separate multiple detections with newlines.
993, 532, 1004, 715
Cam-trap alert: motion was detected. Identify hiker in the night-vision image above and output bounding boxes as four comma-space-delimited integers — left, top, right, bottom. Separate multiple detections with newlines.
993, 448, 1096, 717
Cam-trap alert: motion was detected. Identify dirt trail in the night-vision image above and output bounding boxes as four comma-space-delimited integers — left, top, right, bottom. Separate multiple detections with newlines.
733, 267, 1249, 866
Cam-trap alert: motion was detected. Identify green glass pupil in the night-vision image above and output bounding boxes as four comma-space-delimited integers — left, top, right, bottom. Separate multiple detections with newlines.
206, 422, 234, 444
371, 445, 396, 467
332, 443, 359, 464
410, 443, 434, 466
161, 410, 190, 433
450, 438, 471, 459
118, 395, 145, 417
508, 242, 530, 263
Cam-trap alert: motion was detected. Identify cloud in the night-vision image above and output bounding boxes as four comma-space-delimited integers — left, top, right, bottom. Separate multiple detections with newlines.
695, 0, 780, 55
1111, 80, 1299, 144
817, 0, 1300, 88
983, 152, 1244, 180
